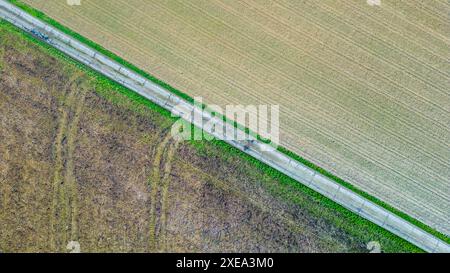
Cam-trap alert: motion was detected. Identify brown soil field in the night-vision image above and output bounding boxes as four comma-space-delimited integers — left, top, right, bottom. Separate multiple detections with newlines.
0, 21, 419, 252
20, 0, 450, 234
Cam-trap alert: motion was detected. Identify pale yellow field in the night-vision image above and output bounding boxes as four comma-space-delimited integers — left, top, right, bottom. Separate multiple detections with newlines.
23, 0, 450, 234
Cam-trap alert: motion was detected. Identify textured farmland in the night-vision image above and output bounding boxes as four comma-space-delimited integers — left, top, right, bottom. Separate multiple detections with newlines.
22, 0, 450, 234
1, 20, 419, 252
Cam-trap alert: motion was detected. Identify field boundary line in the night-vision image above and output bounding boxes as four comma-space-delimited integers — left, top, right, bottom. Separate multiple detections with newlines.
1, 0, 448, 252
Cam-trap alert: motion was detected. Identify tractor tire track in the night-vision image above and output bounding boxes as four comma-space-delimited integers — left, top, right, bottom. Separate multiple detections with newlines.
65, 82, 87, 244
147, 131, 177, 251
49, 73, 86, 251
157, 138, 180, 252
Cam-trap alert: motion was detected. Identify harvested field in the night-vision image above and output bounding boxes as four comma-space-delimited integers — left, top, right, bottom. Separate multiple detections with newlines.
20, 0, 450, 234
0, 20, 419, 252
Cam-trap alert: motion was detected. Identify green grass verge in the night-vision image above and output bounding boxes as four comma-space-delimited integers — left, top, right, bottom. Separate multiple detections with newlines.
0, 18, 421, 253
5, 0, 449, 245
